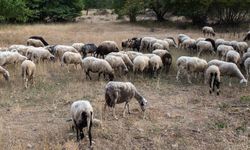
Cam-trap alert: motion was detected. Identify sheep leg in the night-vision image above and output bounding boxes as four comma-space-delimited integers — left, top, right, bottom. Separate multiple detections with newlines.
112, 107, 118, 120
216, 81, 220, 96
245, 66, 249, 80
86, 70, 91, 80
187, 72, 192, 84
176, 69, 181, 81
127, 103, 130, 114
112, 92, 119, 120
122, 102, 128, 117
229, 77, 232, 87
88, 119, 93, 146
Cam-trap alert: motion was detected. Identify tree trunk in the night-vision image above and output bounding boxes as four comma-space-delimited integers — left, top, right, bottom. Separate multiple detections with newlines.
156, 13, 165, 22
129, 15, 136, 22
86, 9, 89, 15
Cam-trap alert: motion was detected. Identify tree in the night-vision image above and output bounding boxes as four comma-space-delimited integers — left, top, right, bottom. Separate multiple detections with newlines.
147, 0, 173, 22
121, 0, 145, 22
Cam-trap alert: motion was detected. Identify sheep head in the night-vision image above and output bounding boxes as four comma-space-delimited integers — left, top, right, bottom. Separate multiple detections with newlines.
139, 97, 148, 112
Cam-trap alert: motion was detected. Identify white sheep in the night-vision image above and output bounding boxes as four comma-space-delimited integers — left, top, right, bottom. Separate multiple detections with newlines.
151, 39, 169, 51
105, 55, 128, 74
225, 50, 240, 64
148, 54, 163, 77
26, 47, 54, 63
244, 57, 250, 80
27, 39, 45, 47
0, 51, 27, 66
70, 100, 93, 146
163, 37, 177, 48
0, 66, 9, 81
236, 42, 248, 56
176, 56, 191, 81
82, 57, 114, 81
8, 45, 30, 56
202, 26, 215, 37
177, 34, 190, 47
104, 81, 148, 119
133, 55, 150, 73
152, 49, 172, 73
21, 60, 36, 89
186, 57, 208, 83
205, 65, 220, 95
62, 51, 83, 69
108, 52, 134, 70
126, 51, 143, 62
140, 37, 157, 51
152, 43, 164, 50
72, 43, 85, 53
196, 37, 206, 44
197, 41, 215, 57
217, 45, 234, 60
51, 45, 78, 61
181, 38, 196, 52
215, 38, 226, 48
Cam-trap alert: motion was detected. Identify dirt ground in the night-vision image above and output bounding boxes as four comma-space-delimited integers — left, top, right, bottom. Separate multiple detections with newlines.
0, 11, 249, 150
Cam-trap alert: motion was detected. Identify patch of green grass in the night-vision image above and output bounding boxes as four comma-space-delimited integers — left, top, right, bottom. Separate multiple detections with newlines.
218, 102, 229, 111
215, 121, 227, 129
240, 96, 250, 103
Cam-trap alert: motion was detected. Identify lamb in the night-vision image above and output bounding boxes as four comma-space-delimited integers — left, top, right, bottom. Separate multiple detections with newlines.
148, 54, 163, 77
62, 51, 83, 69
104, 81, 148, 119
26, 47, 55, 63
217, 45, 234, 60
108, 52, 134, 70
29, 36, 49, 46
70, 100, 93, 146
72, 43, 85, 53
202, 26, 215, 37
133, 55, 150, 73
164, 37, 177, 48
95, 41, 119, 58
244, 57, 250, 80
208, 60, 247, 86
0, 51, 27, 66
48, 45, 78, 61
105, 55, 128, 74
81, 43, 97, 58
0, 66, 9, 81
225, 50, 240, 64
197, 41, 215, 57
27, 39, 45, 47
21, 60, 36, 88
205, 65, 220, 95
82, 57, 114, 81
243, 31, 250, 41
177, 34, 190, 47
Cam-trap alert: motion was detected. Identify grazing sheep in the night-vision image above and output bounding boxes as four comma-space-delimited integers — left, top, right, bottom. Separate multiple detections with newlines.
202, 26, 215, 37
225, 50, 240, 64
104, 81, 148, 119
148, 54, 163, 77
196, 37, 206, 44
49, 45, 78, 61
152, 49, 172, 73
243, 31, 250, 41
241, 51, 250, 65
108, 52, 134, 70
70, 100, 93, 146
217, 45, 234, 60
236, 42, 248, 55
186, 57, 208, 83
126, 51, 143, 62
26, 47, 55, 63
197, 41, 215, 57
229, 40, 238, 50
82, 57, 114, 81
105, 55, 128, 74
205, 65, 220, 95
176, 56, 191, 81
181, 38, 196, 52
0, 66, 9, 81
81, 43, 97, 58
8, 45, 30, 56
215, 38, 226, 48
133, 55, 150, 73
129, 37, 142, 51
121, 39, 131, 49
95, 41, 119, 58
177, 34, 190, 47
27, 39, 45, 47
244, 57, 250, 80
164, 37, 177, 48
29, 36, 49, 46
72, 43, 85, 53
62, 51, 83, 69
152, 43, 164, 50
139, 37, 157, 52
151, 39, 169, 51
208, 60, 247, 86
0, 51, 27, 66
21, 60, 36, 88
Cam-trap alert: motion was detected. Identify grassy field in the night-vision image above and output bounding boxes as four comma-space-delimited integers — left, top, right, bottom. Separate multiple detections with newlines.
0, 13, 249, 150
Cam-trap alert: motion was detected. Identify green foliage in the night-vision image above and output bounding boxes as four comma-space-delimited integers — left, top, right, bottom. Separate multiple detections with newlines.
121, 0, 145, 22
147, 0, 173, 22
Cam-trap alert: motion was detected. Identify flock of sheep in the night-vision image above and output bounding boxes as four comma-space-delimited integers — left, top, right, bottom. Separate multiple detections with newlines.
0, 26, 250, 147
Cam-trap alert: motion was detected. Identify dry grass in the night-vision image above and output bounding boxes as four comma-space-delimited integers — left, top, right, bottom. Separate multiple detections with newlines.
0, 12, 249, 150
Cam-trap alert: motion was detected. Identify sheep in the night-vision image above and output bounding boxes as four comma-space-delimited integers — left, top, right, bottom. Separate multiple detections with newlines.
129, 37, 142, 51
29, 36, 49, 46
177, 34, 190, 47
164, 37, 177, 48
95, 41, 119, 58
176, 56, 191, 81
152, 49, 172, 73
0, 66, 9, 81
81, 43, 97, 58
217, 45, 234, 60
21, 60, 36, 88
181, 38, 196, 52
26, 47, 55, 63
126, 51, 143, 62
244, 57, 250, 80
152, 43, 164, 50
8, 45, 30, 56
202, 26, 215, 37
196, 37, 206, 44
208, 60, 247, 86
62, 51, 83, 69
133, 55, 150, 74
70, 100, 93, 146
236, 42, 248, 55
243, 31, 250, 41
47, 45, 78, 61
205, 65, 220, 95
72, 43, 85, 53
27, 39, 45, 47
121, 39, 131, 49
225, 50, 240, 64
148, 54, 163, 77
108, 52, 134, 70
229, 40, 238, 50
151, 39, 169, 51
105, 55, 128, 74
82, 57, 114, 81
0, 51, 27, 66
186, 57, 208, 84
139, 37, 157, 52
196, 41, 215, 57
104, 81, 148, 119
215, 38, 226, 48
